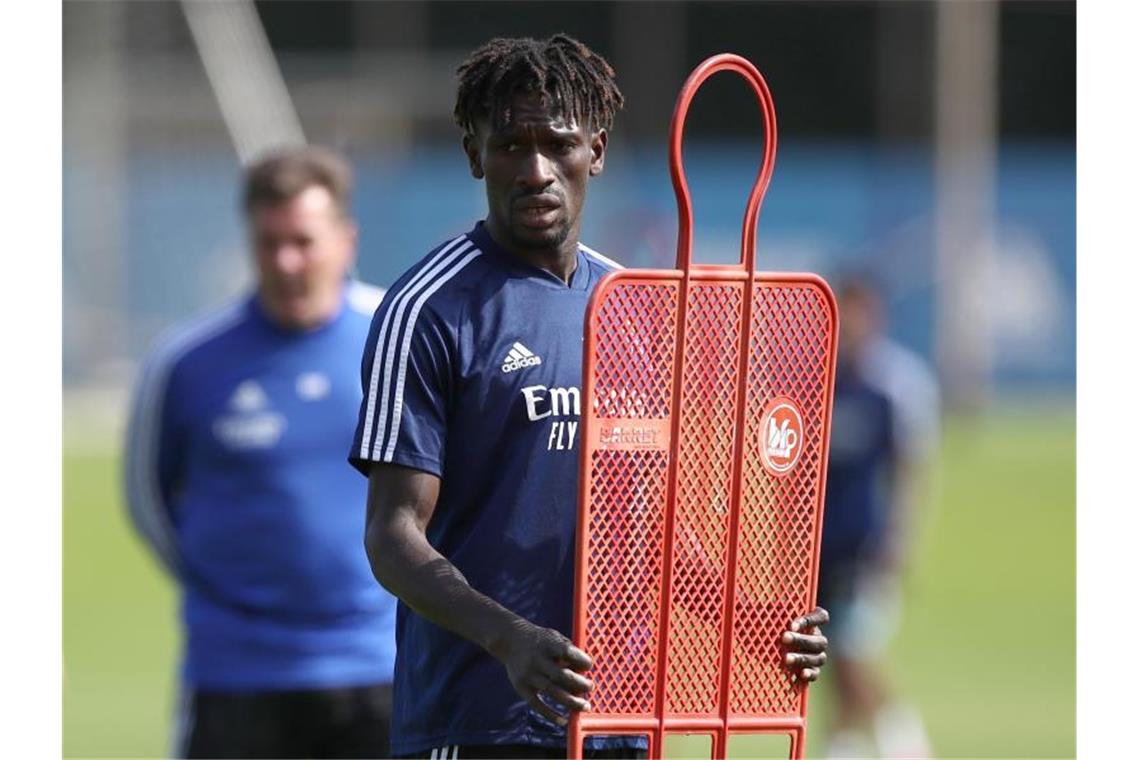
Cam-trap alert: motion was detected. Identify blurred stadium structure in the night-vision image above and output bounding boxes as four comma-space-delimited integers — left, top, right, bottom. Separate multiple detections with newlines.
64, 0, 1074, 432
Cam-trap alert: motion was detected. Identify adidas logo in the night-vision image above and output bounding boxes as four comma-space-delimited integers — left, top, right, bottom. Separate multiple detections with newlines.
501, 341, 543, 374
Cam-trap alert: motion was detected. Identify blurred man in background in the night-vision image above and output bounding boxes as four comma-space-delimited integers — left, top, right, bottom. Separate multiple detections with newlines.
124, 146, 397, 758
819, 276, 939, 758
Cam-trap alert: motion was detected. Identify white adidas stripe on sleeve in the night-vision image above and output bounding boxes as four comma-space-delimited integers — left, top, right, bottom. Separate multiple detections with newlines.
360, 235, 468, 459
381, 247, 482, 460
359, 235, 483, 462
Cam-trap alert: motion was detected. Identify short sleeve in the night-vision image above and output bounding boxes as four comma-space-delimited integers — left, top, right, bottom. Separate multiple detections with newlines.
350, 297, 454, 477
863, 339, 941, 463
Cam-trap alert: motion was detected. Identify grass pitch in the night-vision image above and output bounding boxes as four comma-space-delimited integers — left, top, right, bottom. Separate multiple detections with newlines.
63, 405, 1074, 758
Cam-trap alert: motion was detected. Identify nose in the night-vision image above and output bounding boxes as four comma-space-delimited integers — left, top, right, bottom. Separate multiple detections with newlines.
517, 148, 556, 191
269, 245, 306, 276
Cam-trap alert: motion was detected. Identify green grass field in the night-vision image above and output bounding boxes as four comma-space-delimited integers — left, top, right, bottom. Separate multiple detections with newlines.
63, 405, 1074, 758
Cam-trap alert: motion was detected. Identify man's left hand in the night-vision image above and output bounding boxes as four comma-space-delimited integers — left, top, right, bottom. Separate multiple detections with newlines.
781, 607, 829, 682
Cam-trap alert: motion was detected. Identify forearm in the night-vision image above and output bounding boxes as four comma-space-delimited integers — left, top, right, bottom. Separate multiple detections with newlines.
123, 372, 185, 578
366, 515, 523, 656
122, 458, 181, 577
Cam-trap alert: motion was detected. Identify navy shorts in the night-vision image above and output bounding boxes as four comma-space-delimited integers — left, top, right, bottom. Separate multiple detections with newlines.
176, 683, 392, 759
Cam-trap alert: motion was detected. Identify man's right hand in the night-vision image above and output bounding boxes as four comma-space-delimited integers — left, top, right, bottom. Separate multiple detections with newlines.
490, 617, 595, 726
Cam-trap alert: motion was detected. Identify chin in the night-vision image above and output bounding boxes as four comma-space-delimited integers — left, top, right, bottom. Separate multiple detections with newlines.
510, 221, 570, 252
280, 312, 313, 331
270, 300, 313, 328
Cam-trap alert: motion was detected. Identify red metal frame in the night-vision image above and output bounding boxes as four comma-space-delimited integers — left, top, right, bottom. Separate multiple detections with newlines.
570, 54, 839, 759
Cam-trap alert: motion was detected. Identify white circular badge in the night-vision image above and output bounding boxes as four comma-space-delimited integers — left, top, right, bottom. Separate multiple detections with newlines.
758, 397, 805, 476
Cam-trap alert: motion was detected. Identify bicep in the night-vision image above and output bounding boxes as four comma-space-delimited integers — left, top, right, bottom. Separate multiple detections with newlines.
366, 462, 442, 538
352, 301, 454, 476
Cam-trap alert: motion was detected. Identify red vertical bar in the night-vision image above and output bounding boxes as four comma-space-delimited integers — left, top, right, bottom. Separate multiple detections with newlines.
666, 53, 780, 758
791, 725, 805, 759
568, 716, 583, 760
716, 271, 756, 750
570, 274, 610, 760
711, 727, 726, 760
650, 263, 691, 753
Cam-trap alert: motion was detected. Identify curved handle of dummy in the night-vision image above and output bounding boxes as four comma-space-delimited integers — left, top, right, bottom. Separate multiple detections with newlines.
669, 53, 778, 275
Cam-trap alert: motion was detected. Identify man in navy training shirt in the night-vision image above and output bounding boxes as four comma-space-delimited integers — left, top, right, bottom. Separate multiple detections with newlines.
350, 36, 829, 759
125, 146, 398, 758
818, 276, 937, 758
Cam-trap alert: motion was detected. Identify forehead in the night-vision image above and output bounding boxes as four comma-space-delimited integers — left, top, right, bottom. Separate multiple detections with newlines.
482, 91, 582, 134
251, 186, 337, 219
249, 186, 342, 232
839, 287, 880, 310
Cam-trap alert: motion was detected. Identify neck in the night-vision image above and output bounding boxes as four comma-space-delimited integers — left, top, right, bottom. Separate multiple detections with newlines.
256, 287, 343, 333
484, 219, 579, 285
527, 247, 579, 285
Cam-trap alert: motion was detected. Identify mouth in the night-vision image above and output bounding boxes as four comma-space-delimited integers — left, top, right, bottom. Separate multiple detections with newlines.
272, 284, 310, 304
513, 196, 563, 228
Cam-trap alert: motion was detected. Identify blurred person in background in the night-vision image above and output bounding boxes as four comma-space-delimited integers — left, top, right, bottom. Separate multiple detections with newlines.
124, 146, 397, 758
819, 275, 939, 758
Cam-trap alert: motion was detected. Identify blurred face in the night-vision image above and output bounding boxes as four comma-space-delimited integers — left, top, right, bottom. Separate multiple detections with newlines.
463, 92, 606, 258
838, 289, 882, 365
249, 186, 357, 331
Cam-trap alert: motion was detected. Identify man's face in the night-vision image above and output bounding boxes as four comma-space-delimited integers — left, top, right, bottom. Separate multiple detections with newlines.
838, 289, 882, 365
463, 92, 607, 256
249, 185, 357, 331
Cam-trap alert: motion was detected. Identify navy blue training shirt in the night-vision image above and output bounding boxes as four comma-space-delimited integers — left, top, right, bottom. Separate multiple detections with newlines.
350, 222, 639, 755
125, 281, 398, 690
820, 363, 898, 567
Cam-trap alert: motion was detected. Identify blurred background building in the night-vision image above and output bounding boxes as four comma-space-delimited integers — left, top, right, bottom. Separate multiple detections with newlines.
62, 2, 1075, 757
64, 0, 1074, 418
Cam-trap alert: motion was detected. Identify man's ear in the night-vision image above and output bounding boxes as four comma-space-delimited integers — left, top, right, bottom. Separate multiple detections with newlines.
589, 128, 608, 177
326, 214, 359, 276
462, 133, 485, 180
342, 218, 359, 268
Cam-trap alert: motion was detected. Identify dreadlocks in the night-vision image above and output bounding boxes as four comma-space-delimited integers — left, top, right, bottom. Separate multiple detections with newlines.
454, 34, 624, 135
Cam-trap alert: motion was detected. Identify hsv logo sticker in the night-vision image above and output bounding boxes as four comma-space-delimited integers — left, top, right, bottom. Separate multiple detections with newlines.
759, 397, 804, 476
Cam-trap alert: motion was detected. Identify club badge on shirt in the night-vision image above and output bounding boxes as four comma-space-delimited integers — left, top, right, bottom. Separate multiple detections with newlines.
296, 371, 331, 401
